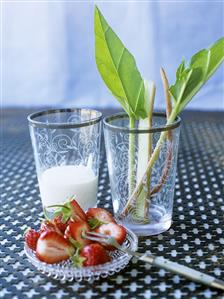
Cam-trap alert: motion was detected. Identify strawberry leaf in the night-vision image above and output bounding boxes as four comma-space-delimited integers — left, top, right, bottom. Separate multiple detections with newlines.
53, 209, 63, 217
69, 237, 82, 250
71, 253, 86, 268
47, 204, 71, 222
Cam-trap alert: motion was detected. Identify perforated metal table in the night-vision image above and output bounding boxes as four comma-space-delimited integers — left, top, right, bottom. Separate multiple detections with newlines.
0, 109, 224, 299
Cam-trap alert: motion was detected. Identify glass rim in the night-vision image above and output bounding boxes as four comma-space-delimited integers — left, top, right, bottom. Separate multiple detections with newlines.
103, 112, 181, 134
27, 108, 103, 129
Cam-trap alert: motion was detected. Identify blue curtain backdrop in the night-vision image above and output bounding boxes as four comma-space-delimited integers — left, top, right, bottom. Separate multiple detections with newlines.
2, 1, 224, 110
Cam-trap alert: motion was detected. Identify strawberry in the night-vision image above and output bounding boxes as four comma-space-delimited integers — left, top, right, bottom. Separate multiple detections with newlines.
53, 215, 69, 233
24, 228, 40, 251
40, 220, 62, 235
80, 243, 111, 267
64, 221, 91, 247
49, 197, 87, 223
36, 231, 75, 264
69, 199, 87, 221
86, 208, 116, 225
95, 223, 126, 250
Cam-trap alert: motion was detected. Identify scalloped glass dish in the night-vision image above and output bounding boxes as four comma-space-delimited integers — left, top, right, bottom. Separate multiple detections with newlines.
24, 228, 138, 282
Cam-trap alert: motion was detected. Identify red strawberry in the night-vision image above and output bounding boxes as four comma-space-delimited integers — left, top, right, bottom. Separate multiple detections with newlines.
64, 221, 91, 247
69, 199, 87, 222
80, 243, 111, 267
36, 231, 75, 264
24, 228, 40, 251
86, 208, 116, 224
95, 223, 126, 250
40, 220, 62, 235
50, 198, 86, 223
53, 215, 69, 233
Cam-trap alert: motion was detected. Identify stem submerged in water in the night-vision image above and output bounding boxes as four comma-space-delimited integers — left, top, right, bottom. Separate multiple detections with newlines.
123, 107, 179, 215
144, 83, 156, 218
128, 117, 136, 196
128, 78, 174, 221
134, 82, 155, 221
148, 68, 173, 197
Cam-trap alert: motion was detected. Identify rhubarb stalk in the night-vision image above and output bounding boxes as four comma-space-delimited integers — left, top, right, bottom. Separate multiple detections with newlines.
128, 117, 136, 196
135, 81, 156, 220
149, 68, 173, 196
122, 108, 178, 215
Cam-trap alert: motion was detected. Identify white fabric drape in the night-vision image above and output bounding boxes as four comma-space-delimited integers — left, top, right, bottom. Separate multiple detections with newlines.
2, 1, 224, 110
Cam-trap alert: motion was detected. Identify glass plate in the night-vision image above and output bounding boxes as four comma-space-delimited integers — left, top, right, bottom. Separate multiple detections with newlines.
24, 228, 138, 282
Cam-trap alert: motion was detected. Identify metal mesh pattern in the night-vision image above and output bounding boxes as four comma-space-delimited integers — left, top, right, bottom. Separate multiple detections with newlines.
0, 110, 224, 299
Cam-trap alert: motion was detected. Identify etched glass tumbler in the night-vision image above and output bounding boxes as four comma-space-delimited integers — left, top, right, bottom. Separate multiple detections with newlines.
103, 113, 181, 236
28, 108, 102, 211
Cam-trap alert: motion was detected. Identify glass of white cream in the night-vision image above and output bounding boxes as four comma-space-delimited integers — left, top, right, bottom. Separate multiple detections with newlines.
28, 108, 102, 211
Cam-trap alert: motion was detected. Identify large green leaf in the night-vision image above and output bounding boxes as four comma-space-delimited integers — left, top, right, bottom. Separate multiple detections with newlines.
169, 67, 203, 112
170, 37, 224, 113
190, 37, 224, 81
94, 6, 147, 119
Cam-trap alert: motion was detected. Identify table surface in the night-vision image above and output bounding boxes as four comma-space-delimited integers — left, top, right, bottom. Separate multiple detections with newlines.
0, 109, 224, 299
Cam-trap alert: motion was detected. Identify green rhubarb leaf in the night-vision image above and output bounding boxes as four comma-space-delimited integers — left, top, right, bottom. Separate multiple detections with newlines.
190, 37, 224, 81
94, 6, 147, 119
170, 37, 224, 114
169, 67, 203, 113
176, 60, 186, 80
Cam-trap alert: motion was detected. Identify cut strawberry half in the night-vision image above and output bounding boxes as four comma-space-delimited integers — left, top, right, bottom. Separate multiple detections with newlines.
95, 222, 126, 250
80, 243, 111, 267
69, 199, 87, 221
86, 208, 116, 225
36, 231, 75, 264
40, 220, 62, 235
24, 228, 40, 251
64, 221, 91, 247
53, 215, 70, 233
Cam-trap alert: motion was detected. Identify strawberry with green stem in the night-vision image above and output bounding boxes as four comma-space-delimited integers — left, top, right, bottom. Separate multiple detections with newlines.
64, 220, 91, 247
86, 207, 116, 229
95, 222, 126, 250
48, 196, 87, 223
40, 219, 62, 235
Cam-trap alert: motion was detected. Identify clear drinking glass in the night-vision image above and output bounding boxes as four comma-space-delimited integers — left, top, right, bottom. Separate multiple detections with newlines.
28, 108, 102, 212
103, 113, 181, 236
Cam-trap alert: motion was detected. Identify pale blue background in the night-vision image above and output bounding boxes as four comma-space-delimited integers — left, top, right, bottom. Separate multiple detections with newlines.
2, 1, 224, 110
